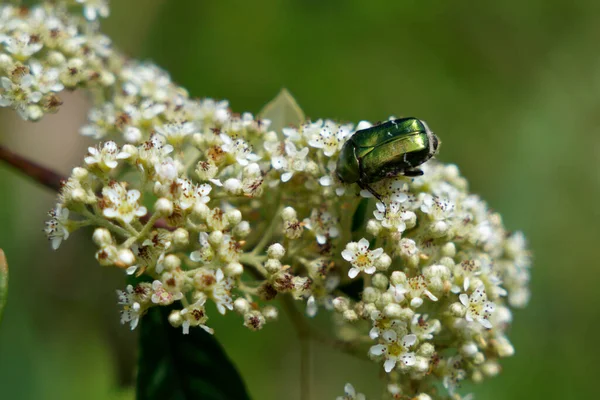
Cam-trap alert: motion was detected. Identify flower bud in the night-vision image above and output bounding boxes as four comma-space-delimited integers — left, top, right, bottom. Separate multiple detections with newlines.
224, 262, 244, 276
117, 248, 136, 267
226, 209, 242, 225
208, 231, 223, 246
154, 198, 173, 216
233, 221, 251, 238
372, 273, 389, 290
163, 254, 181, 271
332, 296, 349, 312
362, 287, 380, 303
265, 259, 282, 274
192, 203, 209, 219
342, 309, 358, 322
375, 253, 392, 271
93, 228, 113, 247
234, 298, 251, 314
172, 228, 189, 247
168, 310, 183, 327
383, 303, 403, 318
281, 206, 296, 221
366, 220, 381, 236
267, 243, 286, 259
262, 305, 278, 321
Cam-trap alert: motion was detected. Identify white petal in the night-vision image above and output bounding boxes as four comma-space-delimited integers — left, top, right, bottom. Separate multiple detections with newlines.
348, 267, 360, 279
281, 172, 293, 182
369, 344, 386, 356
479, 318, 493, 329
358, 238, 369, 248
382, 329, 397, 342
384, 359, 396, 373
410, 297, 423, 308
459, 293, 469, 307
371, 248, 384, 258
364, 266, 376, 275
341, 249, 354, 261
402, 334, 417, 347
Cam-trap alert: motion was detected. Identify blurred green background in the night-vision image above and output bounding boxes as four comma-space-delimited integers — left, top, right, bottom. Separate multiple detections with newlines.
1, 0, 599, 399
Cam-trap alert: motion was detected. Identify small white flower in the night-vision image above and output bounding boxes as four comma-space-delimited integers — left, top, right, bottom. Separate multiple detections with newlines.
220, 133, 260, 166
44, 204, 70, 250
308, 122, 351, 156
374, 202, 416, 233
151, 280, 183, 305
76, 0, 110, 21
1, 33, 43, 58
117, 284, 149, 330
303, 208, 339, 244
389, 275, 438, 308
410, 314, 440, 341
194, 269, 234, 315
84, 141, 129, 171
155, 121, 197, 145
342, 238, 384, 279
459, 286, 495, 329
176, 178, 211, 210
272, 140, 309, 182
102, 183, 148, 224
336, 383, 366, 400
180, 297, 214, 335
370, 330, 417, 373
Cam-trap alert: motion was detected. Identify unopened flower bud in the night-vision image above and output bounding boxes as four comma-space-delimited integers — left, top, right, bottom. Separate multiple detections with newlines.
224, 262, 244, 276
267, 243, 286, 259
117, 248, 135, 267
265, 259, 282, 274
163, 254, 181, 271
375, 253, 392, 271
342, 309, 358, 322
226, 209, 242, 225
383, 303, 403, 318
93, 228, 113, 247
168, 310, 183, 327
281, 206, 296, 220
172, 228, 189, 247
362, 287, 380, 303
154, 198, 173, 216
262, 305, 278, 321
208, 231, 223, 246
234, 298, 251, 314
332, 296, 349, 312
372, 273, 389, 290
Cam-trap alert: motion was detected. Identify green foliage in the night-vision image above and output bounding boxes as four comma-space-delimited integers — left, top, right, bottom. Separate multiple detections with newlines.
0, 250, 7, 325
136, 305, 251, 400
258, 88, 306, 132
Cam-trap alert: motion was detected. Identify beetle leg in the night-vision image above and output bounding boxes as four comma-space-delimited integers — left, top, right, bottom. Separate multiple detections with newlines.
358, 182, 387, 216
403, 168, 424, 177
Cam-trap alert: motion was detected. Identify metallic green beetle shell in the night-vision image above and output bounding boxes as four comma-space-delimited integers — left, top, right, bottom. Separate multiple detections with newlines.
336, 117, 439, 185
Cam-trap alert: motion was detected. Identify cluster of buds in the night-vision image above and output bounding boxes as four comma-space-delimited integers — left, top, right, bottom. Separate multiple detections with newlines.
2, 2, 531, 399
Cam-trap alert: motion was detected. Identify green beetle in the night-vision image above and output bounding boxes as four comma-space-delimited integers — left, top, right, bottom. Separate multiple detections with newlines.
336, 117, 440, 202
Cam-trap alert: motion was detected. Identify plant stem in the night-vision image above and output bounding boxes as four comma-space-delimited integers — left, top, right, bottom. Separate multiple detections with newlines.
0, 144, 63, 191
280, 294, 311, 400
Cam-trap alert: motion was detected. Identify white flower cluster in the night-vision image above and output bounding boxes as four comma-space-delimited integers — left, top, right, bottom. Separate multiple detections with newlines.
3, 3, 532, 399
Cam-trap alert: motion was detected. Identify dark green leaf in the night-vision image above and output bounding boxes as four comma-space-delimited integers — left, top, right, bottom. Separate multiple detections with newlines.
136, 304, 251, 400
351, 198, 371, 233
0, 249, 7, 325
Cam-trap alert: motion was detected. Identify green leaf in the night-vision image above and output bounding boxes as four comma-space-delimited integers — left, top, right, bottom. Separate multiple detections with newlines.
136, 305, 251, 400
0, 249, 7, 325
258, 88, 306, 132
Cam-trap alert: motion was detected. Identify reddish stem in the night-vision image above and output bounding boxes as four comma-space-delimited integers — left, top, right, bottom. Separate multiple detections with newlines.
0, 144, 64, 192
